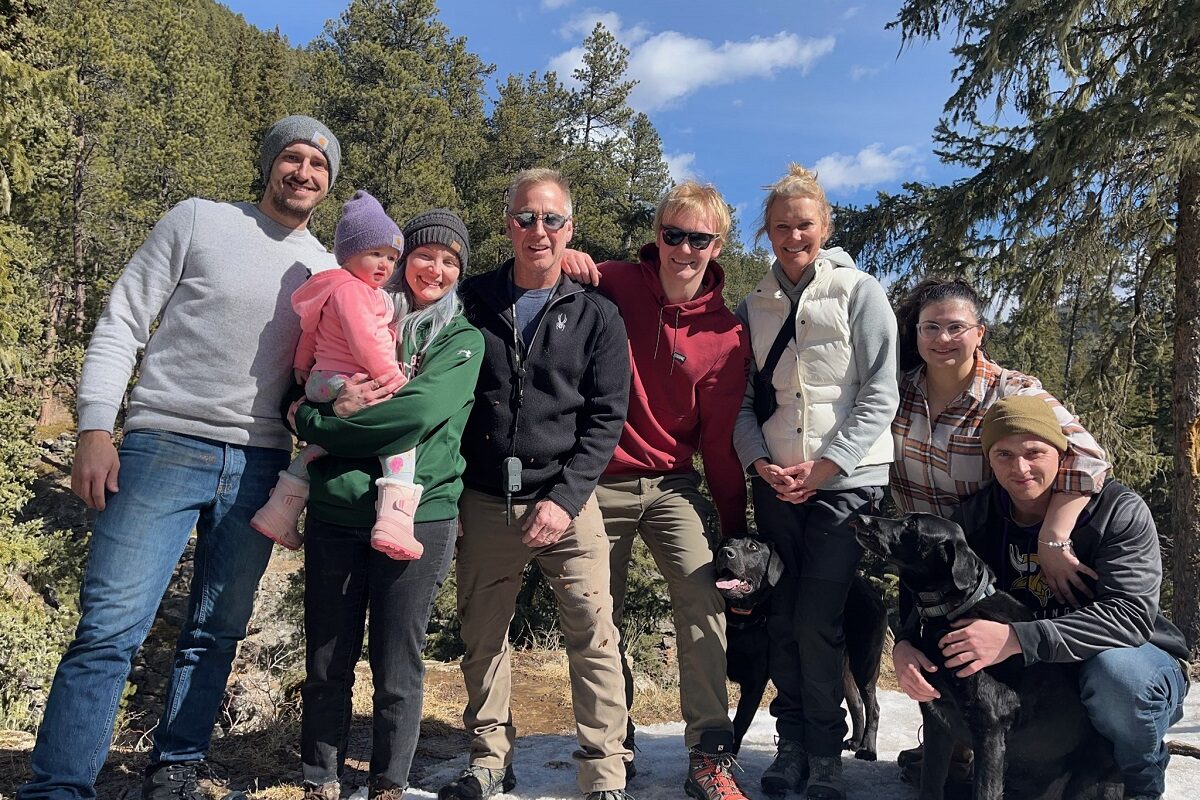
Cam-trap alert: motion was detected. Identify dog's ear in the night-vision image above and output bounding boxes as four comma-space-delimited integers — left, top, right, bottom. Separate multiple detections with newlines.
948, 537, 980, 592
766, 547, 785, 587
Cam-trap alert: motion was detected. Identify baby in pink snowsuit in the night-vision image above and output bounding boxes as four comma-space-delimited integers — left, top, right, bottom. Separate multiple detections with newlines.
251, 190, 423, 560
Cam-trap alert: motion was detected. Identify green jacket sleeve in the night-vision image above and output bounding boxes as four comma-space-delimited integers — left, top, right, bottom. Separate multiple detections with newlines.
294, 320, 484, 458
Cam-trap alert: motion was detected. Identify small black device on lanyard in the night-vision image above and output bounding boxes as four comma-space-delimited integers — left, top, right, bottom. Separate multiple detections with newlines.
505, 283, 526, 525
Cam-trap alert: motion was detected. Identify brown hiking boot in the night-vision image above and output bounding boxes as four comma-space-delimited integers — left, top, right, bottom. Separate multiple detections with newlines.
302, 782, 340, 800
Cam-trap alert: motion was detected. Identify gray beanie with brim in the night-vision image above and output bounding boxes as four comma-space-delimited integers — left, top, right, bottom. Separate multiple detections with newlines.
402, 209, 470, 272
260, 115, 341, 187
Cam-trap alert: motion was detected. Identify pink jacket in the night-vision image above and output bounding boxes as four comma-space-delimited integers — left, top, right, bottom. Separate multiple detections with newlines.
292, 269, 401, 384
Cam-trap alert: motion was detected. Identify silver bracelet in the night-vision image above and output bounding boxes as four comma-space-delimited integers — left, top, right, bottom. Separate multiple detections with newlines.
1038, 539, 1073, 550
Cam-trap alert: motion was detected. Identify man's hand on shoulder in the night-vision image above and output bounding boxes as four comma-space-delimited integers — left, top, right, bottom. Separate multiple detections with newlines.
560, 249, 600, 286
72, 430, 120, 510
522, 498, 572, 548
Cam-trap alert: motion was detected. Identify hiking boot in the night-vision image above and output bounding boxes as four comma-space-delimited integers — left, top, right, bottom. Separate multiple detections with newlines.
371, 478, 423, 560
141, 760, 204, 800
898, 742, 974, 785
760, 738, 808, 795
368, 785, 403, 800
250, 470, 309, 550
303, 782, 341, 800
804, 755, 845, 800
585, 792, 632, 800
437, 764, 516, 800
685, 738, 749, 800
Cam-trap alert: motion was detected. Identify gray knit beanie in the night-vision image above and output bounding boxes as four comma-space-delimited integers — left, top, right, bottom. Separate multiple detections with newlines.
260, 115, 341, 187
334, 191, 403, 265
402, 209, 470, 271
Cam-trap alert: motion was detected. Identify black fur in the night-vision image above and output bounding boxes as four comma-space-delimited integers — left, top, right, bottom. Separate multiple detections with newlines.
853, 512, 1120, 800
714, 536, 887, 759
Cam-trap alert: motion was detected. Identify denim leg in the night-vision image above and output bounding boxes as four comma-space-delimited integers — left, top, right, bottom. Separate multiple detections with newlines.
1078, 643, 1189, 797
20, 431, 227, 800
366, 518, 456, 789
301, 518, 372, 786
152, 443, 286, 763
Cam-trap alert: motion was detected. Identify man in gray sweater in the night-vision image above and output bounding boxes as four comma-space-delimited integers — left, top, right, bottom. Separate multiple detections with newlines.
893, 396, 1190, 800
19, 116, 341, 800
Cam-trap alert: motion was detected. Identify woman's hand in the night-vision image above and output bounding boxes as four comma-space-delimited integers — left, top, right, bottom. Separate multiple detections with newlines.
754, 458, 797, 494
559, 249, 601, 286
892, 640, 940, 702
1036, 541, 1098, 608
774, 458, 839, 504
333, 373, 396, 418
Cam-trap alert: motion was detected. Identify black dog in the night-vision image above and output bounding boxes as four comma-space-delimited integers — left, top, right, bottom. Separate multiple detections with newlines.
853, 512, 1118, 800
714, 536, 887, 759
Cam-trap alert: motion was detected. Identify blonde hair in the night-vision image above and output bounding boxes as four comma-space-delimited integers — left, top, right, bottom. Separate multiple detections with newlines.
505, 168, 573, 216
756, 163, 833, 243
653, 180, 732, 239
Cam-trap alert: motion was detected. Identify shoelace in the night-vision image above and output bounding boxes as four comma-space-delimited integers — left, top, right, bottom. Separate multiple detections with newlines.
692, 754, 747, 799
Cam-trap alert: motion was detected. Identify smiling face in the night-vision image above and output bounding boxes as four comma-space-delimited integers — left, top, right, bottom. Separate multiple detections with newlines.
766, 195, 829, 278
343, 246, 400, 289
506, 181, 573, 287
916, 298, 985, 375
262, 141, 330, 227
988, 433, 1060, 513
404, 243, 461, 308
656, 207, 723, 295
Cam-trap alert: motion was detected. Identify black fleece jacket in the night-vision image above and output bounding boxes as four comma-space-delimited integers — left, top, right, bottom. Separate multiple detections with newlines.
459, 260, 630, 517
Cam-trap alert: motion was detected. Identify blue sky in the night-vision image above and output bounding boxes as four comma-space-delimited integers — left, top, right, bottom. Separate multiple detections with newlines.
222, 0, 965, 240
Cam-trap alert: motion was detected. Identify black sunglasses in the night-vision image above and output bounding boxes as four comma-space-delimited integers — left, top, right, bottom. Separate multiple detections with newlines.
510, 211, 571, 231
661, 226, 719, 250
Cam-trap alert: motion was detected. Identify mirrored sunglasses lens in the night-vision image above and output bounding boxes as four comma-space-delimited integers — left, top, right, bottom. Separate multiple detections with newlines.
542, 214, 567, 231
513, 212, 536, 228
662, 228, 686, 246
687, 233, 716, 249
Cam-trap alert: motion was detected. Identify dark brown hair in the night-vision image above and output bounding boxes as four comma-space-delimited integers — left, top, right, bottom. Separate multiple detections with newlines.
894, 277, 987, 371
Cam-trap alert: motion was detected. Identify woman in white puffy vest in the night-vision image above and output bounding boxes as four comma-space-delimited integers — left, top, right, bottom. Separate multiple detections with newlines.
732, 164, 899, 800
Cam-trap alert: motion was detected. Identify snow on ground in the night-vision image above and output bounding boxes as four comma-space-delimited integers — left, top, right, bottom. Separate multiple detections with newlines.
407, 690, 1200, 799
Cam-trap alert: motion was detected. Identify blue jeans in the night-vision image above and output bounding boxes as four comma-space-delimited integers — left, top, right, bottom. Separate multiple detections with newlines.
1079, 642, 1189, 797
301, 515, 456, 791
20, 430, 287, 800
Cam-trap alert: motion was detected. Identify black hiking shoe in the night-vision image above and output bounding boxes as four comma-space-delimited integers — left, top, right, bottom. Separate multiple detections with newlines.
804, 755, 845, 800
141, 761, 205, 800
437, 764, 516, 800
760, 738, 808, 795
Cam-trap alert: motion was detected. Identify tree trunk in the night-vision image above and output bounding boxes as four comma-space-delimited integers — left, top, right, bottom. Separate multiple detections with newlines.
1172, 161, 1200, 662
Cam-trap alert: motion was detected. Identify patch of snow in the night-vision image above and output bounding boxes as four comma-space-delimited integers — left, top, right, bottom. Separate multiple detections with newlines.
407, 690, 1200, 799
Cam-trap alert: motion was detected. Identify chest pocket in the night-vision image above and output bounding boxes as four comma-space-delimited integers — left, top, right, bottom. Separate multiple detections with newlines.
946, 433, 987, 487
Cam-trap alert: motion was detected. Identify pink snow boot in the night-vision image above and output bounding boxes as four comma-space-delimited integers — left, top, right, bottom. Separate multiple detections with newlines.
250, 471, 309, 550
371, 478, 424, 560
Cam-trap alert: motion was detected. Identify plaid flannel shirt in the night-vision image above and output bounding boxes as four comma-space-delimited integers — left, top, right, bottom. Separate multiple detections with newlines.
890, 351, 1109, 516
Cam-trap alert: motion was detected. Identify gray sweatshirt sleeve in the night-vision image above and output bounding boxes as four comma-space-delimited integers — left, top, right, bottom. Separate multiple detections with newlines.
818, 276, 899, 475
76, 200, 195, 433
732, 299, 772, 471
1012, 493, 1159, 663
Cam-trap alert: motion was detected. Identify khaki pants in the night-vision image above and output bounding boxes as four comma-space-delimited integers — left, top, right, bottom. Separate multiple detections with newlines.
595, 472, 730, 749
456, 489, 629, 792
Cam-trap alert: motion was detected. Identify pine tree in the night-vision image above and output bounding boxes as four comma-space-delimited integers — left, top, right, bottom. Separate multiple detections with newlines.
854, 0, 1200, 655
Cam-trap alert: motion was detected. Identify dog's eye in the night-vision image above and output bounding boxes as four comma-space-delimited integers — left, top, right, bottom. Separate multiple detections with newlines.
747, 541, 759, 551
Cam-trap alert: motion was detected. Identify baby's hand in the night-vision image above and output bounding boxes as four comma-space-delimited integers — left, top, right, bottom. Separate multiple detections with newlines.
294, 368, 310, 385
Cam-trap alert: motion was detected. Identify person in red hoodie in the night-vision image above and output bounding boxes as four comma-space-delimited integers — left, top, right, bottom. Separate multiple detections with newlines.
565, 181, 752, 800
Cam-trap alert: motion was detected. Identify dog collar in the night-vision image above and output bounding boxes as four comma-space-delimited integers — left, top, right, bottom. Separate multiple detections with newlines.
916, 571, 996, 622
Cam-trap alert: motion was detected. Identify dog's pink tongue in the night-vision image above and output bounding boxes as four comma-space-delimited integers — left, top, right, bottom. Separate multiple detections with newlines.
716, 578, 742, 590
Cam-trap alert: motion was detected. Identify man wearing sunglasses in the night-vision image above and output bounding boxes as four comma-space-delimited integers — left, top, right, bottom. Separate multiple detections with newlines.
448, 168, 633, 800
561, 181, 753, 800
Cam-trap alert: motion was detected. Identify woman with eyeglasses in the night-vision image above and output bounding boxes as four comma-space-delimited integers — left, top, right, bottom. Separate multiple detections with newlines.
887, 277, 1109, 786
732, 164, 899, 800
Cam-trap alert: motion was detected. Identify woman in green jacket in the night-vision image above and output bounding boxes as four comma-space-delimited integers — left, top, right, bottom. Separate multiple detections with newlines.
290, 210, 483, 800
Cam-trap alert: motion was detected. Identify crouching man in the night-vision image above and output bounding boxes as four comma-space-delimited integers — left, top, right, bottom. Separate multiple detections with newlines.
892, 396, 1190, 800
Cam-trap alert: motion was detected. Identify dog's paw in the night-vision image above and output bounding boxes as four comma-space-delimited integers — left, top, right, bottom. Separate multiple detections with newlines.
854, 748, 877, 762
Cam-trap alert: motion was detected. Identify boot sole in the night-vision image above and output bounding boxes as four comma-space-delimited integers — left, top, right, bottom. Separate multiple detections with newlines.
372, 539, 423, 560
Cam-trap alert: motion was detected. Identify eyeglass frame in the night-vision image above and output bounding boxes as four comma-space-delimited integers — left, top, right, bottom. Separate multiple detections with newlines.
915, 321, 984, 340
509, 211, 571, 231
660, 226, 720, 250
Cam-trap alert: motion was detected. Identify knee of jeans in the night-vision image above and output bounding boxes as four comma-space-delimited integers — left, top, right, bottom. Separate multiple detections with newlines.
1080, 649, 1172, 714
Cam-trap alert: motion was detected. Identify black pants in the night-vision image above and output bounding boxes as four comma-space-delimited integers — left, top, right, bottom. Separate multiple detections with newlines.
301, 516, 456, 790
752, 479, 883, 757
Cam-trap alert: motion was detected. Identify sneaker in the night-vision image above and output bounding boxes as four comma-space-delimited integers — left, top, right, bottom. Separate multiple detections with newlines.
141, 761, 204, 800
805, 755, 845, 800
585, 792, 632, 800
760, 738, 807, 796
437, 764, 516, 800
685, 750, 749, 800
303, 782, 341, 800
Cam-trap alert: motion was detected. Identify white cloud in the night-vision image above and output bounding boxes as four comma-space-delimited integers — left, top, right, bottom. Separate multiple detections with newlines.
842, 6, 862, 20
664, 152, 697, 183
541, 0, 573, 9
813, 144, 922, 192
549, 12, 835, 111
850, 65, 880, 81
